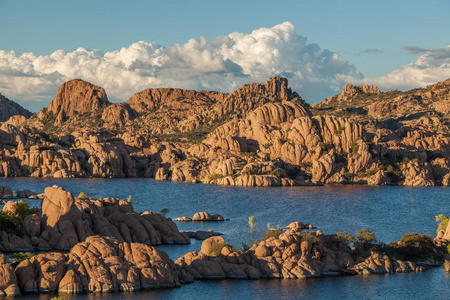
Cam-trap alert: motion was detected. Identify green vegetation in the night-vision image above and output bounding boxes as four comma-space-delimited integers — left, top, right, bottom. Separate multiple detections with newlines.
78, 192, 88, 199
261, 227, 282, 240
209, 240, 226, 256
436, 214, 449, 232
332, 231, 355, 246
0, 200, 35, 233
13, 252, 35, 263
355, 228, 377, 250
242, 152, 257, 158
350, 142, 360, 154
359, 168, 378, 178
268, 168, 285, 178
374, 233, 436, 261
160, 208, 169, 216
299, 231, 318, 244
206, 173, 224, 180
248, 216, 256, 230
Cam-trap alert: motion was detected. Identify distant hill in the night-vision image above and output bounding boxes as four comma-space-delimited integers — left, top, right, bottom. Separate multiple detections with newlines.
0, 93, 32, 122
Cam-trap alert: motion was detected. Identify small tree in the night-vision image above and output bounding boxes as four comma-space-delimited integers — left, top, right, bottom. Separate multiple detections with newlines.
333, 231, 356, 246
436, 214, 449, 233
160, 208, 169, 216
248, 216, 256, 229
355, 228, 377, 250
248, 216, 256, 235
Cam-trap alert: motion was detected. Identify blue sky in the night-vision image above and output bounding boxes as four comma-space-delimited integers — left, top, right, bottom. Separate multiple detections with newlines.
1, 0, 450, 111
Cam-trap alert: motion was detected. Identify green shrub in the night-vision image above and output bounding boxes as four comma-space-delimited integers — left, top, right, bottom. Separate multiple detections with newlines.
261, 227, 282, 241
206, 173, 224, 180
436, 214, 449, 232
13, 252, 35, 263
333, 231, 355, 245
14, 200, 35, 221
160, 208, 169, 216
300, 231, 317, 243
398, 233, 433, 248
0, 212, 17, 233
0, 200, 34, 233
209, 241, 226, 256
359, 168, 378, 177
268, 169, 286, 178
394, 233, 435, 260
78, 192, 88, 199
248, 216, 256, 230
350, 142, 360, 154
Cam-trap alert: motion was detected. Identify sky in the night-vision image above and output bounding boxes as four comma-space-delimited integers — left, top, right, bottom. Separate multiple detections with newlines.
1, 0, 450, 112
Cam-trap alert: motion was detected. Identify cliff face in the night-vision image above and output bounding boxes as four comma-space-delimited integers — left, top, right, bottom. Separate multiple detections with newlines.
1, 77, 450, 186
0, 94, 32, 122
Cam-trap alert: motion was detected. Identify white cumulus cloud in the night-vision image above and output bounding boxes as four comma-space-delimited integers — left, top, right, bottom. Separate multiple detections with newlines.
343, 45, 450, 91
0, 22, 364, 107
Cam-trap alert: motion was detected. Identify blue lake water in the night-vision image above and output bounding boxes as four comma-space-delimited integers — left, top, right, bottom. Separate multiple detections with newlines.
1, 178, 450, 299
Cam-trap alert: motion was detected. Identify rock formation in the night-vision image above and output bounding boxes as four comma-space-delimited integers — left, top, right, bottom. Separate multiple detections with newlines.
0, 93, 32, 123
176, 231, 424, 281
1, 76, 450, 186
14, 235, 180, 294
45, 79, 109, 126
0, 185, 190, 252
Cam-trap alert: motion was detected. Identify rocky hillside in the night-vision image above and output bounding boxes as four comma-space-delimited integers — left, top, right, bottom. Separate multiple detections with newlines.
1, 77, 450, 186
312, 79, 450, 132
0, 93, 32, 123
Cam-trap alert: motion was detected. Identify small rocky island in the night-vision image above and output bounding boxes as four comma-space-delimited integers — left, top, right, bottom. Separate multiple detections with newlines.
0, 185, 449, 296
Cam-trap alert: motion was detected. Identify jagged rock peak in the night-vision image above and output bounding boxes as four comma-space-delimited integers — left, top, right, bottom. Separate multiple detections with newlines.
232, 76, 301, 102
341, 83, 380, 97
0, 93, 32, 122
47, 79, 110, 125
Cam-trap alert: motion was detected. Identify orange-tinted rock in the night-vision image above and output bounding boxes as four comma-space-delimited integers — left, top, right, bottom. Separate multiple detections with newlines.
47, 79, 109, 125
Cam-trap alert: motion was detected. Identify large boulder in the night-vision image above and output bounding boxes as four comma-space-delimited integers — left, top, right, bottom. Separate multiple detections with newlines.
0, 254, 20, 296
41, 186, 81, 227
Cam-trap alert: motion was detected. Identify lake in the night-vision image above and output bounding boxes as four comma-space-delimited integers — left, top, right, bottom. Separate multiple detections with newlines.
1, 178, 449, 299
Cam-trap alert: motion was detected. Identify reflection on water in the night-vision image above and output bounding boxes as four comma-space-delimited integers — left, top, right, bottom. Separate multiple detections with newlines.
2, 178, 450, 299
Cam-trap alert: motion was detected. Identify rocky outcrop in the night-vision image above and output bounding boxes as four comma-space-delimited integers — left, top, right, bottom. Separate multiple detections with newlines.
14, 235, 180, 294
353, 253, 422, 274
0, 254, 20, 296
0, 185, 190, 252
46, 79, 110, 126
2, 76, 450, 187
176, 230, 423, 281
191, 212, 224, 222
0, 186, 14, 199
0, 93, 32, 123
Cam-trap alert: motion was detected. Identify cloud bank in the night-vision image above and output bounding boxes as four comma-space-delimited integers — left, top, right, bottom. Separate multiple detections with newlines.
1, 22, 449, 109
346, 45, 450, 91
0, 22, 363, 105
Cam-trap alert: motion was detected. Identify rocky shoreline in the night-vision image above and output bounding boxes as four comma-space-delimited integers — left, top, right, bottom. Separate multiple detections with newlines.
1, 185, 449, 296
